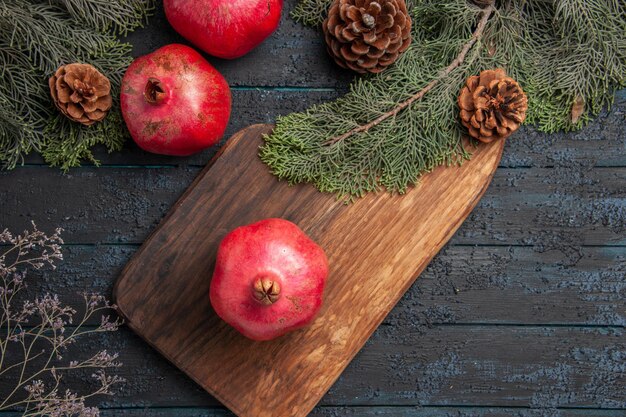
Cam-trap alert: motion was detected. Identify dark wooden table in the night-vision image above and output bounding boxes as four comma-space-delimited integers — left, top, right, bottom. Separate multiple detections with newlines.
1, 1, 625, 416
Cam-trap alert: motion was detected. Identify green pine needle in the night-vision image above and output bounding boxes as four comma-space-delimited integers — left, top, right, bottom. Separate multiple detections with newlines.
261, 0, 626, 200
0, 0, 154, 170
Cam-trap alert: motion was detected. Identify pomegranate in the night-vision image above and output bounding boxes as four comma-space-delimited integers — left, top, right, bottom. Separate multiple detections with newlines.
120, 44, 231, 156
210, 218, 328, 341
164, 0, 283, 59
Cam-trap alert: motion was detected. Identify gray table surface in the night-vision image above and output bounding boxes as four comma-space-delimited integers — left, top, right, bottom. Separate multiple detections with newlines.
1, 1, 625, 416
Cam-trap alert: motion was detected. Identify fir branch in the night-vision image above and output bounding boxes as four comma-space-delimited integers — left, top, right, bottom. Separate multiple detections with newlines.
262, 0, 626, 200
0, 0, 154, 170
291, 0, 333, 26
51, 0, 154, 36
325, 1, 495, 146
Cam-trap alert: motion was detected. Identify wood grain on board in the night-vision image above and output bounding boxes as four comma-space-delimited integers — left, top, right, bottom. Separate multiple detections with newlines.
114, 124, 505, 417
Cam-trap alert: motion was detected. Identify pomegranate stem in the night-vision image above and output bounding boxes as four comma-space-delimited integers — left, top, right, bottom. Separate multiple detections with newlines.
252, 277, 281, 305
144, 78, 167, 105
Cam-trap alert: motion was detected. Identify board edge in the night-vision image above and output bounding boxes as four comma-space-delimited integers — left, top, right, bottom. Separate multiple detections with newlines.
113, 124, 274, 318
113, 130, 505, 417
286, 138, 506, 417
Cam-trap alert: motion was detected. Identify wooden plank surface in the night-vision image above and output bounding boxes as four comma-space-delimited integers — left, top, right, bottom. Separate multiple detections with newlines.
1, 0, 624, 414
19, 244, 626, 327
113, 124, 505, 417
2, 166, 624, 246
3, 325, 623, 409
76, 410, 626, 417
2, 408, 626, 417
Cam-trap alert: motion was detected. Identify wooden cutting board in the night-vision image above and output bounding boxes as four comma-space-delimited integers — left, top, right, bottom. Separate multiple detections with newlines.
114, 124, 504, 417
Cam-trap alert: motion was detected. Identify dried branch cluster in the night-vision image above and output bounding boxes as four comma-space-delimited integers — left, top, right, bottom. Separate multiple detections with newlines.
0, 223, 123, 416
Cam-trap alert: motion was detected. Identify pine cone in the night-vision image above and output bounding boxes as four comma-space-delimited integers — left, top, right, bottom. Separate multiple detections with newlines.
49, 63, 112, 126
323, 0, 412, 74
458, 69, 528, 143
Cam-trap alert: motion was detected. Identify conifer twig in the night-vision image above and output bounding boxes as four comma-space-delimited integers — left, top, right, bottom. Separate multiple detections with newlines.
324, 2, 495, 146
0, 0, 154, 170
265, 0, 625, 198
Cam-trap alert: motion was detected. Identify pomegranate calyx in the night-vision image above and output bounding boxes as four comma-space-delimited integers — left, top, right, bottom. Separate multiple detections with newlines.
143, 78, 167, 105
252, 277, 281, 305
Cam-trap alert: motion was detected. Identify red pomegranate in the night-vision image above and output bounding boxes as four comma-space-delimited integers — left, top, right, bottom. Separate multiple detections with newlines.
120, 44, 231, 156
210, 218, 328, 341
164, 0, 283, 59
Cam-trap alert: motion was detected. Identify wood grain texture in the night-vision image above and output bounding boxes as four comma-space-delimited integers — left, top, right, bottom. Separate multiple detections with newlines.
0, 0, 624, 411
19, 245, 626, 327
2, 408, 625, 417
88, 410, 626, 417
114, 124, 505, 417
3, 325, 624, 409
3, 166, 625, 246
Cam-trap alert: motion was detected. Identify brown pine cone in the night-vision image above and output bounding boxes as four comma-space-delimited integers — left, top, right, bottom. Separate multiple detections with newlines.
323, 0, 412, 74
49, 63, 112, 126
458, 69, 528, 143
